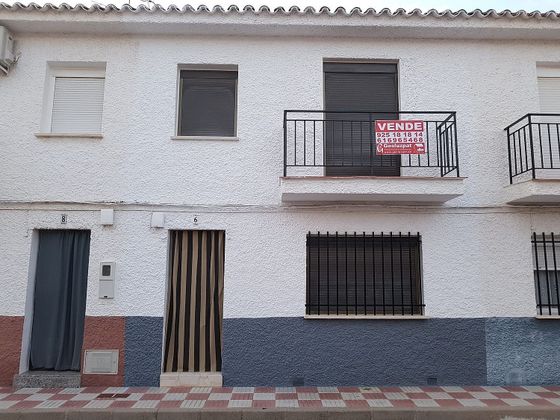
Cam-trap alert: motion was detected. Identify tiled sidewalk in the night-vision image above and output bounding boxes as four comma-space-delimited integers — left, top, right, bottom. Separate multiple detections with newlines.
1, 385, 560, 410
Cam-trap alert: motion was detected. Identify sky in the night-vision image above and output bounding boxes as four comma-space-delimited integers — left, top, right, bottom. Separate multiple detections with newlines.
14, 0, 560, 11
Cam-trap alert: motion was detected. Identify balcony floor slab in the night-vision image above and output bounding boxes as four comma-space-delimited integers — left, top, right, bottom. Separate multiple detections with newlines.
280, 176, 465, 205
506, 179, 560, 205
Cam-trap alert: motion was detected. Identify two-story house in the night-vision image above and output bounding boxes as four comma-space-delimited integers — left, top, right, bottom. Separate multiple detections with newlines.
0, 4, 560, 389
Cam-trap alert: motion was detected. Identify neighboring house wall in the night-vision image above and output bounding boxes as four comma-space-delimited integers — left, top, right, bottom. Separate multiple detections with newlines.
1, 31, 560, 386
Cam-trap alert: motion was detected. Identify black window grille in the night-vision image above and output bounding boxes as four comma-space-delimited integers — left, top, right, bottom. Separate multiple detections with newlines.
306, 232, 424, 316
532, 232, 560, 316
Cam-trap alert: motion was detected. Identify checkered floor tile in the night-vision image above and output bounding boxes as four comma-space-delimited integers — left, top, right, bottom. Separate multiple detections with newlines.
1, 386, 560, 410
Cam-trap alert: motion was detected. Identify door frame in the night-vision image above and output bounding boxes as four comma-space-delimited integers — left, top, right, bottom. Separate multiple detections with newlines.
159, 229, 226, 387
322, 59, 402, 176
19, 228, 91, 373
19, 230, 40, 374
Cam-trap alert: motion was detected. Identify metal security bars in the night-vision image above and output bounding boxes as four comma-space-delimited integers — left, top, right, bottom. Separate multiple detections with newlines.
306, 232, 424, 316
506, 114, 560, 183
284, 111, 459, 177
532, 233, 560, 316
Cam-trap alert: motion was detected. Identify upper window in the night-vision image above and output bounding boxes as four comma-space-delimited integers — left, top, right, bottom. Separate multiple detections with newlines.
306, 231, 424, 316
532, 232, 560, 316
537, 66, 560, 113
41, 63, 106, 135
177, 69, 238, 138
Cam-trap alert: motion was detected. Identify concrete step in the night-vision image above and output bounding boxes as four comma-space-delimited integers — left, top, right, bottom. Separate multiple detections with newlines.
12, 371, 81, 389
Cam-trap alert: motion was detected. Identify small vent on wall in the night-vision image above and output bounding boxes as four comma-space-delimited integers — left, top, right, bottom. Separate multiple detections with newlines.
291, 376, 305, 386
427, 377, 438, 385
83, 350, 118, 374
506, 369, 526, 386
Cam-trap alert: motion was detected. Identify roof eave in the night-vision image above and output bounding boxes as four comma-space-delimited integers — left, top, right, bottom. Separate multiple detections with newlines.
1, 3, 560, 40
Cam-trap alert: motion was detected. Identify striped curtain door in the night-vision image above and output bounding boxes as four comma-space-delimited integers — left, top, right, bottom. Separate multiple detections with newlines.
163, 230, 225, 373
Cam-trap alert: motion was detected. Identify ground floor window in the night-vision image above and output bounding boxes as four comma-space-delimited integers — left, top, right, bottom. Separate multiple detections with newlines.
532, 232, 560, 316
306, 232, 424, 316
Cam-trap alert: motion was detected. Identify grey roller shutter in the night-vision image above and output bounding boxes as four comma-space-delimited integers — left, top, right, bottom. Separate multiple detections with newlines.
178, 70, 237, 137
51, 77, 105, 133
324, 63, 399, 176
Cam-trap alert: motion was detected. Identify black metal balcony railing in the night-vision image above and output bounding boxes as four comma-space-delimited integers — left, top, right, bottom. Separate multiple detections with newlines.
283, 110, 459, 178
506, 114, 560, 184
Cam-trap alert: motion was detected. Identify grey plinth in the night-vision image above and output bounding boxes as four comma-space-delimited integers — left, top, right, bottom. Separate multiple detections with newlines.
13, 371, 81, 389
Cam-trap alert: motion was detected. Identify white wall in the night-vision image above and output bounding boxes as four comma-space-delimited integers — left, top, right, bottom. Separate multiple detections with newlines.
1, 206, 560, 319
1, 34, 558, 207
1, 33, 559, 319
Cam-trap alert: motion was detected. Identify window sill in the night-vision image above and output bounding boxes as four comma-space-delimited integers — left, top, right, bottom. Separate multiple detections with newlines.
536, 315, 560, 320
304, 315, 430, 320
171, 136, 239, 141
35, 133, 103, 139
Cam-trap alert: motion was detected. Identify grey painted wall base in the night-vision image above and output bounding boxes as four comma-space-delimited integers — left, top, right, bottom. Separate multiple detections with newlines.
222, 317, 487, 386
124, 317, 163, 387
486, 318, 560, 385
121, 316, 560, 387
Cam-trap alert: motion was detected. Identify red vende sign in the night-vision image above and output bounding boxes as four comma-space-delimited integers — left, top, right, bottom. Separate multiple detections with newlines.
375, 120, 426, 155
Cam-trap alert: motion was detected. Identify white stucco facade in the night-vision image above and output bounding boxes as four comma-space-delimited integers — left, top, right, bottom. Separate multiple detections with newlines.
1, 8, 560, 322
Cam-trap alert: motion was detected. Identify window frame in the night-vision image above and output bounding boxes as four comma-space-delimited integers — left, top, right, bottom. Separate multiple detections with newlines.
174, 65, 239, 141
39, 63, 106, 137
305, 231, 426, 319
532, 232, 560, 317
536, 65, 560, 114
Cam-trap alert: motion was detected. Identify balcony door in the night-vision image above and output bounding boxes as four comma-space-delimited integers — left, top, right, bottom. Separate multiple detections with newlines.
537, 68, 560, 173
324, 62, 400, 176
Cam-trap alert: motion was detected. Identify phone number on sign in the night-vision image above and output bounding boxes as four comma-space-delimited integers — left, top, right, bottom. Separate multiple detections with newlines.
376, 132, 425, 140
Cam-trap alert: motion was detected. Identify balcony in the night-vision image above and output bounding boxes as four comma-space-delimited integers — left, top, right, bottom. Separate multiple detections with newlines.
505, 114, 560, 205
281, 110, 465, 204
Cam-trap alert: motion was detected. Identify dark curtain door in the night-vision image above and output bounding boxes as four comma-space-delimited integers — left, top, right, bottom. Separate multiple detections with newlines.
29, 230, 91, 371
324, 63, 400, 176
164, 230, 225, 373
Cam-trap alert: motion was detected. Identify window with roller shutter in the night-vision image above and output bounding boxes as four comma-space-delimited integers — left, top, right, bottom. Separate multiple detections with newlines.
51, 77, 105, 134
177, 69, 238, 137
538, 76, 560, 113
39, 64, 106, 136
